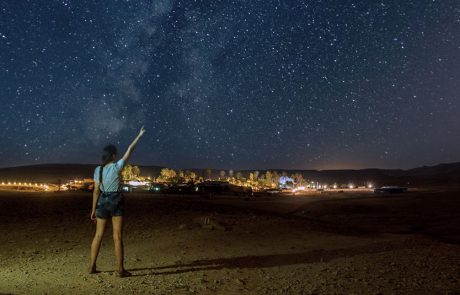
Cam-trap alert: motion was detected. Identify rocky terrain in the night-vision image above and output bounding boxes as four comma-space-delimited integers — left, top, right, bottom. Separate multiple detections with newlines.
0, 189, 459, 294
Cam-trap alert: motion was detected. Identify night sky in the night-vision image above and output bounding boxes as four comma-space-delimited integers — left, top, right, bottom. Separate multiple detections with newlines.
0, 0, 459, 170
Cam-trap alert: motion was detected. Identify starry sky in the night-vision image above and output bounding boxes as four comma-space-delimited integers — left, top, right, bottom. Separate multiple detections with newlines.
0, 0, 459, 170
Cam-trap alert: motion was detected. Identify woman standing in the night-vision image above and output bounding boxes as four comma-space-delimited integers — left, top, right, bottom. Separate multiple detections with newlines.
89, 126, 146, 277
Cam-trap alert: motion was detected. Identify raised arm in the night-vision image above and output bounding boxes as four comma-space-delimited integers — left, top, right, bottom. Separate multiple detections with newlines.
122, 126, 146, 164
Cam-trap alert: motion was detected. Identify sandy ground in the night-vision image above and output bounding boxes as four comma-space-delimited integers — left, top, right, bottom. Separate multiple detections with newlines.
0, 189, 459, 295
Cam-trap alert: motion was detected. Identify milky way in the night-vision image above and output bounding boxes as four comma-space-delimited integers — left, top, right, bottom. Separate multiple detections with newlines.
0, 0, 459, 169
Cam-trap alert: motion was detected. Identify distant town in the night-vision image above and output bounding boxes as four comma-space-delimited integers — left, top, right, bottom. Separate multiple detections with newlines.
0, 164, 377, 195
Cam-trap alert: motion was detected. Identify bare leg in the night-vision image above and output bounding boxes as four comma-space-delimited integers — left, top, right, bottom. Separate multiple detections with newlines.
89, 218, 108, 273
112, 215, 129, 275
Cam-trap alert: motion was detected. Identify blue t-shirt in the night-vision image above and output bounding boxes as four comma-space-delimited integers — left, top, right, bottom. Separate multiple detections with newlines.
93, 159, 125, 192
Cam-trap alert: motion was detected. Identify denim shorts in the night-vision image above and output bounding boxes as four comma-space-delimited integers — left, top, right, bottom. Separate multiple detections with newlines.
95, 192, 124, 219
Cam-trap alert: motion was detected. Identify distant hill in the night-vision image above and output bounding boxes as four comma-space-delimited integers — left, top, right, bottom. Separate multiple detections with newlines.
0, 162, 459, 187
0, 164, 164, 184
253, 162, 460, 187
198, 162, 460, 187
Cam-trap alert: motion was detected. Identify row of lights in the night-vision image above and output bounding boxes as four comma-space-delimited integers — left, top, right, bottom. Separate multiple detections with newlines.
0, 182, 50, 190
308, 183, 374, 189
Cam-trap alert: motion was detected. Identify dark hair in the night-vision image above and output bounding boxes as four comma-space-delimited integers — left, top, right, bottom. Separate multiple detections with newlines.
102, 144, 117, 165
99, 144, 118, 189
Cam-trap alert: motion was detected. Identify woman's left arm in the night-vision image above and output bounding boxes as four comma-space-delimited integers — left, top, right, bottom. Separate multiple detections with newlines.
90, 181, 100, 221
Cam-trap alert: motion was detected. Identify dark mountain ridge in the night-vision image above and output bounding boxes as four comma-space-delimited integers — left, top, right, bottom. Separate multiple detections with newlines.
0, 162, 459, 187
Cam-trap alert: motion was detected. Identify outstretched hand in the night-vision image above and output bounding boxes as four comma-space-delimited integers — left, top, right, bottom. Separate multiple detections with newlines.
138, 126, 146, 137
123, 125, 146, 163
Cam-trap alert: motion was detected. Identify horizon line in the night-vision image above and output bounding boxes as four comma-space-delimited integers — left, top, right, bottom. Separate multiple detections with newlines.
0, 161, 458, 172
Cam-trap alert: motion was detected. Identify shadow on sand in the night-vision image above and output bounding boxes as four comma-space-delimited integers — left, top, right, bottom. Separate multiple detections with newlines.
127, 240, 418, 277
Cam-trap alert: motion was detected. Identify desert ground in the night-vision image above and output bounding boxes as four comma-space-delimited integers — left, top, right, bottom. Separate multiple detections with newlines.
0, 189, 459, 295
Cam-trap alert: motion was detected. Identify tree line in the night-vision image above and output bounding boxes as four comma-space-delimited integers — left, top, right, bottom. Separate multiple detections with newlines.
121, 165, 308, 188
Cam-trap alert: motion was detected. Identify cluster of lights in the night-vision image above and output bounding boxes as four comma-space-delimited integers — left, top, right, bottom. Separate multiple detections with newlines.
127, 180, 149, 187
289, 182, 374, 193
0, 181, 51, 191
292, 182, 373, 191
63, 179, 99, 190
1, 181, 44, 187
0, 177, 376, 193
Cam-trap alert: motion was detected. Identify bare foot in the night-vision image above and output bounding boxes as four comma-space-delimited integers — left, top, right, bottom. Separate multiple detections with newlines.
115, 269, 132, 278
88, 266, 99, 274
